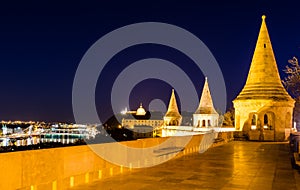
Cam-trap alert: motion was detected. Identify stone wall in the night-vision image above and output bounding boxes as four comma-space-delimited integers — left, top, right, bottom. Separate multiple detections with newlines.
0, 132, 233, 190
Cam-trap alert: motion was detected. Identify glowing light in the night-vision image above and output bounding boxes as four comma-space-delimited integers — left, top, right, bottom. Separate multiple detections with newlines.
136, 103, 146, 116
121, 107, 128, 115
251, 125, 256, 130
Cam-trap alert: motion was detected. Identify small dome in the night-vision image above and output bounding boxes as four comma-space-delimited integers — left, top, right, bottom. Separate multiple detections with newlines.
136, 104, 146, 116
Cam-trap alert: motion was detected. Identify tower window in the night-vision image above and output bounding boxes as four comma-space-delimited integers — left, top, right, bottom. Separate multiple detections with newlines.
251, 114, 257, 125
264, 44, 266, 48
264, 114, 268, 125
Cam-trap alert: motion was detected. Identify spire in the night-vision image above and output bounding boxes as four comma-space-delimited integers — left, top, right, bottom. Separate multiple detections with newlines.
195, 77, 217, 114
165, 89, 181, 118
235, 15, 293, 101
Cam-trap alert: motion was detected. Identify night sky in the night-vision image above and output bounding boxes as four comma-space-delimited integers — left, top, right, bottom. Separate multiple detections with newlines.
0, 1, 299, 123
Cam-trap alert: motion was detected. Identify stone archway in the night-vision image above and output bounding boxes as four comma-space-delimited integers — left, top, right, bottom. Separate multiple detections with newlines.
263, 112, 275, 130
251, 113, 257, 130
261, 111, 275, 141
170, 119, 178, 126
202, 120, 206, 127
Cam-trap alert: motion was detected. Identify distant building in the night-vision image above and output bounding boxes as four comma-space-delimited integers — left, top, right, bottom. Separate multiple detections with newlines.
122, 118, 164, 131
121, 104, 164, 138
233, 16, 295, 141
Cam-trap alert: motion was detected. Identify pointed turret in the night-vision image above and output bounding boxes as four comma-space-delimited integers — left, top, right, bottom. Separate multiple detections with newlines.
193, 78, 219, 127
233, 16, 294, 141
164, 89, 182, 126
165, 89, 181, 118
195, 77, 217, 114
235, 15, 292, 101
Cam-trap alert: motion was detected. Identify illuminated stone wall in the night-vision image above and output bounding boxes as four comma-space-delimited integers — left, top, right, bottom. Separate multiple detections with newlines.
234, 100, 294, 141
0, 132, 233, 190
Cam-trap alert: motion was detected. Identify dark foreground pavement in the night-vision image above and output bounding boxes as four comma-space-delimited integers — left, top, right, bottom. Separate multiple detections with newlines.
70, 141, 300, 190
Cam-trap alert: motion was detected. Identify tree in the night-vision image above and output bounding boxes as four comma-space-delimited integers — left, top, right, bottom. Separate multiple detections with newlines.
222, 107, 235, 127
282, 56, 300, 131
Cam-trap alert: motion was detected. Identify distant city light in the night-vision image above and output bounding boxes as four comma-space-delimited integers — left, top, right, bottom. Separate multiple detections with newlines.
121, 107, 128, 115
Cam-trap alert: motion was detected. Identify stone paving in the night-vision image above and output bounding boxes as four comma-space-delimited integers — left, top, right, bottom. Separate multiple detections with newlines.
70, 141, 300, 190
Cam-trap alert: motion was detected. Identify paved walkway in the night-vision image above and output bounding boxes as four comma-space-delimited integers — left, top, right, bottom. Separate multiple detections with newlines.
70, 141, 300, 190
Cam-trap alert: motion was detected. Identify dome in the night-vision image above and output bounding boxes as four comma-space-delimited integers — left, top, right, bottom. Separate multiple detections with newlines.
136, 104, 146, 116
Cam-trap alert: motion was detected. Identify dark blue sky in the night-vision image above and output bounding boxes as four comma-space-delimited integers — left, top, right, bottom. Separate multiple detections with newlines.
0, 1, 299, 122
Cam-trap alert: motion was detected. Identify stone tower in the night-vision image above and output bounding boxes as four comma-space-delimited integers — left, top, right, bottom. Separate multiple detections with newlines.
193, 77, 219, 127
164, 89, 182, 126
233, 15, 295, 141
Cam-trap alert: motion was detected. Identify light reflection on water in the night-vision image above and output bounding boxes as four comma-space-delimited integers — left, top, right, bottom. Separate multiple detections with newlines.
0, 134, 86, 147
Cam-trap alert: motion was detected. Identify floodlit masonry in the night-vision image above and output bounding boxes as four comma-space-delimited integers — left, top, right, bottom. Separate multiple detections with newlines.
233, 15, 295, 141
120, 77, 231, 138
161, 78, 230, 137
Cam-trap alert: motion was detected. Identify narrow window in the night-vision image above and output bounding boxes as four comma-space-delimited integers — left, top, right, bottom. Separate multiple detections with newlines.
264, 44, 266, 48
263, 114, 270, 130
264, 114, 268, 125
251, 114, 256, 125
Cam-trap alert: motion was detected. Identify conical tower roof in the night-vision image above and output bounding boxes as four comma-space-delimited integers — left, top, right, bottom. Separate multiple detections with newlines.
165, 89, 181, 118
235, 15, 293, 101
195, 77, 218, 114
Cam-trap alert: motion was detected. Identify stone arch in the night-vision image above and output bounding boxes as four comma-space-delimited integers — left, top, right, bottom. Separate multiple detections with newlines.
197, 120, 200, 127
262, 112, 275, 130
170, 119, 178, 126
264, 114, 268, 125
249, 113, 257, 130
251, 114, 257, 125
242, 113, 254, 132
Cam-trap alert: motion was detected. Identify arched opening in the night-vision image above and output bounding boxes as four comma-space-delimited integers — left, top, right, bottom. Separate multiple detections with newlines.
202, 120, 206, 127
170, 120, 178, 126
208, 120, 211, 126
251, 114, 256, 125
264, 114, 268, 125
263, 112, 275, 130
